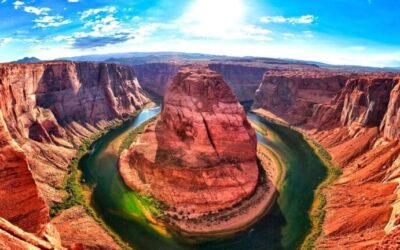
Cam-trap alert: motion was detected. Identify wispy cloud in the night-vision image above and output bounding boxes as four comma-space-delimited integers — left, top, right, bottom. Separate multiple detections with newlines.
13, 0, 24, 9
260, 15, 316, 24
68, 0, 79, 2
23, 6, 51, 15
13, 1, 51, 15
79, 6, 116, 19
0, 38, 12, 47
34, 15, 71, 28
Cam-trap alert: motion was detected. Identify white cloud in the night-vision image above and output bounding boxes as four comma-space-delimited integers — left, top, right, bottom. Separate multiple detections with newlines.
80, 6, 116, 19
260, 15, 316, 24
83, 15, 121, 35
13, 0, 24, 9
349, 46, 366, 51
1, 0, 7, 4
0, 38, 12, 47
13, 1, 51, 16
34, 15, 71, 28
23, 6, 51, 15
68, 0, 79, 2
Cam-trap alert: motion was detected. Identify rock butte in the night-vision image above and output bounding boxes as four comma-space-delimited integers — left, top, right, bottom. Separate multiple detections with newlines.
0, 61, 151, 249
119, 66, 276, 233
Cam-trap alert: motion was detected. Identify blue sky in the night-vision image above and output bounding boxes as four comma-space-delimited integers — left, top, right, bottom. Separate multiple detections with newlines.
0, 0, 399, 66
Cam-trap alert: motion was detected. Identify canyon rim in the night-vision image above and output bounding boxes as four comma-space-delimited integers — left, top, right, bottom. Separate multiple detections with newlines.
1, 1, 400, 249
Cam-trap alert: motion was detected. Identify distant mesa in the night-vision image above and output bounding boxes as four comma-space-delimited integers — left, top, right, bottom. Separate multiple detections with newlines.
13, 57, 41, 63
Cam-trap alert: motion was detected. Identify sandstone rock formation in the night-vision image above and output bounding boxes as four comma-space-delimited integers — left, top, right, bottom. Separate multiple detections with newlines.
0, 61, 151, 249
119, 66, 260, 222
52, 206, 121, 250
253, 70, 400, 249
134, 61, 320, 102
253, 69, 351, 125
134, 63, 180, 97
208, 63, 269, 102
0, 61, 150, 204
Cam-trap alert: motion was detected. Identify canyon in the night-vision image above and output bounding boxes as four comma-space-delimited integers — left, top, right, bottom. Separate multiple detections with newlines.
0, 61, 150, 249
252, 70, 400, 249
119, 66, 277, 234
1, 58, 400, 249
134, 62, 400, 248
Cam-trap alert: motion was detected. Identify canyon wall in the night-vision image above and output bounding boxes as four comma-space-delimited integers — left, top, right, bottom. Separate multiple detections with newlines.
134, 63, 180, 97
0, 61, 150, 204
134, 62, 293, 102
208, 63, 269, 101
252, 70, 351, 125
253, 70, 400, 249
0, 61, 150, 249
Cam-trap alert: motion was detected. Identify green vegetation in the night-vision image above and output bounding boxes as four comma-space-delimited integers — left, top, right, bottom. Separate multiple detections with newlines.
50, 120, 122, 217
49, 116, 144, 250
119, 116, 158, 153
301, 138, 342, 250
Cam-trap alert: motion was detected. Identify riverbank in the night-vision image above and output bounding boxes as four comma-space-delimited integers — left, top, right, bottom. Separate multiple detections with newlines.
51, 103, 156, 250
251, 108, 341, 249
118, 117, 281, 238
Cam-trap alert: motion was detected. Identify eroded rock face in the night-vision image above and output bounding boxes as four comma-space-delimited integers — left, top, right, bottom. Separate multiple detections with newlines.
120, 66, 259, 215
0, 61, 150, 204
209, 63, 269, 102
0, 111, 48, 235
0, 61, 150, 249
134, 63, 180, 97
381, 78, 400, 140
253, 70, 350, 125
252, 70, 400, 249
52, 207, 121, 250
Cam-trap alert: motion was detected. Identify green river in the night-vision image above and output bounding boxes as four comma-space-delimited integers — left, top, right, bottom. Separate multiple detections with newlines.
79, 107, 327, 250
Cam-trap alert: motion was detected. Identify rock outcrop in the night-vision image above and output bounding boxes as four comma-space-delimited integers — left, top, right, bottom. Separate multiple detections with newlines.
0, 61, 151, 249
119, 66, 260, 222
0, 95, 61, 249
253, 70, 400, 249
52, 206, 121, 250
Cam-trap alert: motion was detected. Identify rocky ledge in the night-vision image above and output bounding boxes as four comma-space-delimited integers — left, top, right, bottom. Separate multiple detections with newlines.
119, 66, 275, 234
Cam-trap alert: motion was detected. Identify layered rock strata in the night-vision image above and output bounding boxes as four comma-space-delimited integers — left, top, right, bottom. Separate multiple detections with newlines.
119, 66, 262, 229
253, 69, 351, 125
134, 62, 320, 102
253, 71, 400, 249
0, 61, 150, 249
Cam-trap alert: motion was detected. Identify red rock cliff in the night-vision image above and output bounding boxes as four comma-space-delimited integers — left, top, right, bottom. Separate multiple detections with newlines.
134, 62, 319, 102
0, 61, 150, 204
0, 61, 150, 249
253, 69, 350, 125
119, 66, 259, 217
253, 70, 400, 249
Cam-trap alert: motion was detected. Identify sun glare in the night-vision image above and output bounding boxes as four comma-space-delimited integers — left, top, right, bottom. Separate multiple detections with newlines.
182, 0, 246, 37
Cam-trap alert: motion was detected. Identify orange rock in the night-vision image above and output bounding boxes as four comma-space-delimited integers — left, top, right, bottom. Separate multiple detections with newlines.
253, 70, 400, 249
119, 66, 259, 216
